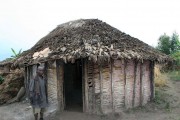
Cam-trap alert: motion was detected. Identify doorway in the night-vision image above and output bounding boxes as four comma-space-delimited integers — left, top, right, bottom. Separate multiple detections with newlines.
64, 60, 83, 111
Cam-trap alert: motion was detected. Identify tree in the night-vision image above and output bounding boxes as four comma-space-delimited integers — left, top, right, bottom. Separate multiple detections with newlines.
156, 32, 180, 55
11, 48, 22, 58
171, 51, 180, 66
156, 32, 180, 70
156, 33, 171, 54
171, 32, 180, 53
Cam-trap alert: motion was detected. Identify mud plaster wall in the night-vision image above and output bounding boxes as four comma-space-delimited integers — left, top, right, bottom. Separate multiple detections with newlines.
134, 62, 141, 107
101, 61, 112, 114
84, 59, 153, 114
125, 60, 135, 108
56, 61, 64, 111
142, 61, 151, 105
112, 59, 125, 112
85, 60, 113, 114
25, 59, 153, 115
93, 62, 101, 114
86, 61, 94, 113
47, 61, 58, 112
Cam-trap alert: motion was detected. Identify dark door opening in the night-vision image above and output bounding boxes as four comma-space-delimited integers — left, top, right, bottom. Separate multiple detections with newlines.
64, 60, 83, 112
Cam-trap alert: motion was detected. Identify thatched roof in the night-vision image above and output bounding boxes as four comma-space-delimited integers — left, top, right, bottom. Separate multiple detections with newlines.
0, 59, 13, 67
13, 19, 171, 66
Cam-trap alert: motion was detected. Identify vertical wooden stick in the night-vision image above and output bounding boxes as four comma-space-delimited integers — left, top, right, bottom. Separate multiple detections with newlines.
123, 59, 127, 108
140, 62, 143, 106
150, 61, 155, 101
110, 59, 114, 113
84, 59, 89, 113
132, 60, 137, 107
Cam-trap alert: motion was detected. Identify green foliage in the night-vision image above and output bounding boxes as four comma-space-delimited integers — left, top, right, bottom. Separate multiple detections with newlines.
11, 48, 22, 58
156, 33, 171, 54
171, 32, 180, 53
171, 51, 180, 66
156, 32, 180, 55
0, 75, 4, 84
156, 32, 180, 70
170, 51, 180, 70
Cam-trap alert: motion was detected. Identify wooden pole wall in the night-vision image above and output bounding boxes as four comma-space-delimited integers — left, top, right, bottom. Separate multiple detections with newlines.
140, 62, 143, 106
100, 60, 112, 114
150, 61, 155, 100
111, 59, 125, 112
142, 61, 151, 105
134, 62, 141, 107
84, 59, 89, 113
125, 60, 135, 108
81, 59, 86, 112
47, 61, 58, 110
40, 58, 153, 114
132, 60, 137, 107
123, 60, 127, 108
99, 61, 103, 114
110, 59, 114, 114
93, 61, 101, 114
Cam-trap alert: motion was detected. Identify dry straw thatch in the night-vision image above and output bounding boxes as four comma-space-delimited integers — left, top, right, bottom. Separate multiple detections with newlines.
13, 19, 171, 66
0, 59, 13, 67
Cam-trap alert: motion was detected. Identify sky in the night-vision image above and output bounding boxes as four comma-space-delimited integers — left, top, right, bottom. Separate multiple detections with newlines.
0, 0, 180, 61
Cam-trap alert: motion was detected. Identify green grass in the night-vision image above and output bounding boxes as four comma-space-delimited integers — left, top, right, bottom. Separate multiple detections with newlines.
154, 89, 166, 104
154, 89, 172, 112
168, 70, 180, 81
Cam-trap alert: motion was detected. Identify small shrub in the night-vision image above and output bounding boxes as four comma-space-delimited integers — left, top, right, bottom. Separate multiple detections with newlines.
0, 75, 4, 84
154, 90, 165, 104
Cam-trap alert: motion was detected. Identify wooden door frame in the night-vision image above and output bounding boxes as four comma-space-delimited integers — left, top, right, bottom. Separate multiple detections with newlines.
61, 59, 85, 112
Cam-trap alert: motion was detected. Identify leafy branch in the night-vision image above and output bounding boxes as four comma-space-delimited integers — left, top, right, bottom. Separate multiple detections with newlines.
11, 48, 22, 58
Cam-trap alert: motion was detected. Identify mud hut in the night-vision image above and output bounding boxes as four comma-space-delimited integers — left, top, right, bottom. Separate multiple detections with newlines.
14, 19, 170, 114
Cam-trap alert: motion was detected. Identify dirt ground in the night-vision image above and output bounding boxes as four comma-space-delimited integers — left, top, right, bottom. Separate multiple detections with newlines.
0, 80, 180, 120
52, 80, 180, 120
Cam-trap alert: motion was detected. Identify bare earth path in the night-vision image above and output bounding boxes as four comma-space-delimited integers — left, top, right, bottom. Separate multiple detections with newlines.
0, 80, 180, 120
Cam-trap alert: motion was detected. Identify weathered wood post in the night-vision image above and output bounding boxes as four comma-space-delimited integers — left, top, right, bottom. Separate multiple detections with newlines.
150, 61, 155, 101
